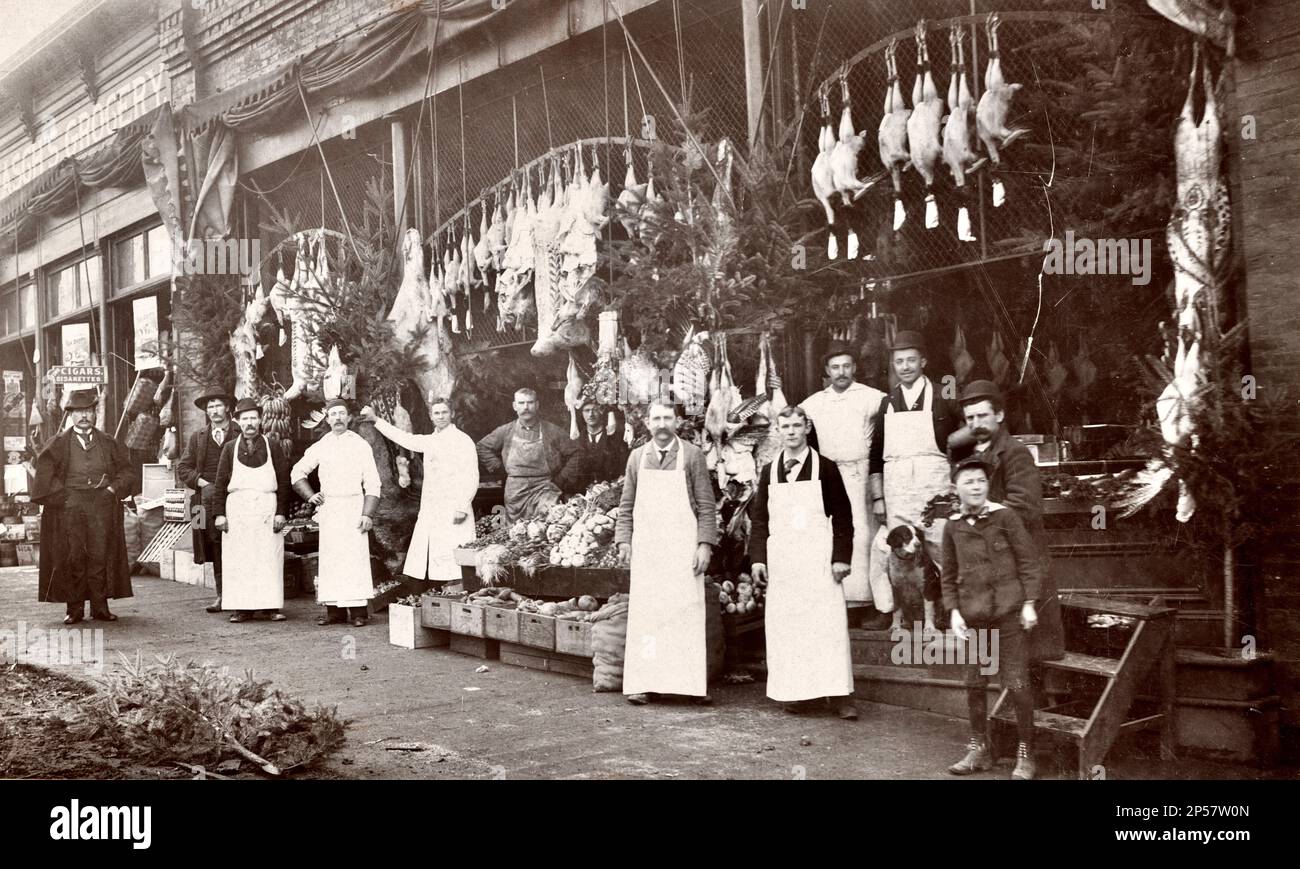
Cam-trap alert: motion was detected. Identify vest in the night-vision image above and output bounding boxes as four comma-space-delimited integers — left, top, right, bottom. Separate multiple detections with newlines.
67, 434, 110, 490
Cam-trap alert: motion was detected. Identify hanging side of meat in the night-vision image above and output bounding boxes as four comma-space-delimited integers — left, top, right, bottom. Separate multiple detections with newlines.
229, 289, 261, 400
942, 24, 983, 241
564, 351, 585, 439
283, 230, 330, 402
878, 39, 912, 231
976, 13, 1026, 169
487, 191, 508, 271
906, 20, 946, 230
387, 227, 434, 348
497, 173, 538, 330
829, 67, 877, 205
811, 85, 837, 226
950, 323, 974, 385
473, 204, 492, 277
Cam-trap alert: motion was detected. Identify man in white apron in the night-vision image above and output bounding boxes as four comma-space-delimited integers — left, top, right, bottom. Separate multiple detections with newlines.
615, 401, 718, 706
800, 345, 891, 624
868, 332, 974, 573
291, 399, 382, 628
360, 399, 478, 580
213, 399, 292, 622
748, 406, 857, 719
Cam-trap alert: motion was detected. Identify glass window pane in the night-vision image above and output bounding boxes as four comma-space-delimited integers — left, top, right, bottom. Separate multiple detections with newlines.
48, 266, 77, 317
19, 284, 35, 329
115, 234, 145, 288
81, 256, 102, 306
2, 293, 18, 336
146, 225, 171, 279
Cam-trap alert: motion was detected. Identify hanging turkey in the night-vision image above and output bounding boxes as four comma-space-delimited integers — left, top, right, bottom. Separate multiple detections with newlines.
941, 23, 983, 241
829, 65, 878, 206
906, 19, 946, 230
976, 13, 1027, 207
810, 84, 837, 228
878, 39, 911, 231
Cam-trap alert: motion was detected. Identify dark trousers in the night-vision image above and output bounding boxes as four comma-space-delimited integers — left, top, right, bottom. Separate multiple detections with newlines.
64, 489, 114, 616
963, 611, 1034, 746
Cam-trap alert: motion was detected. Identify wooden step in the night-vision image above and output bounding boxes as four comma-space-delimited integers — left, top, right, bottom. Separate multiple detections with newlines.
1059, 593, 1176, 619
992, 706, 1089, 739
1042, 651, 1120, 678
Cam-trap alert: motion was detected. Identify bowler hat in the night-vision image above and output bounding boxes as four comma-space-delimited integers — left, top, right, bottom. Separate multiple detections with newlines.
820, 344, 857, 369
193, 390, 235, 410
232, 398, 262, 417
887, 330, 927, 354
65, 389, 98, 410
950, 452, 993, 482
323, 397, 351, 413
958, 379, 1002, 406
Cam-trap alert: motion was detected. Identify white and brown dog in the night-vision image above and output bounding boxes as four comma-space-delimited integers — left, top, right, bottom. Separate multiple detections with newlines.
884, 523, 940, 635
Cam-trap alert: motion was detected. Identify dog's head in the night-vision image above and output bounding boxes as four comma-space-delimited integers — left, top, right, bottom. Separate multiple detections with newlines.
885, 524, 925, 560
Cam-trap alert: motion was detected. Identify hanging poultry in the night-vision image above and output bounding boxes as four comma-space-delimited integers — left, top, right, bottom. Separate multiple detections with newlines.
987, 330, 1011, 389
615, 148, 647, 238
388, 227, 435, 347
950, 323, 974, 385
564, 351, 585, 439
829, 66, 877, 205
906, 20, 946, 230
811, 83, 837, 227
1067, 335, 1097, 404
941, 24, 983, 241
672, 326, 712, 417
704, 333, 740, 444
976, 13, 1026, 206
878, 39, 911, 231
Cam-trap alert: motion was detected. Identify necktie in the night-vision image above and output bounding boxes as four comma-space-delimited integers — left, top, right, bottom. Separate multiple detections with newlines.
213, 428, 225, 446
783, 457, 799, 477
78, 433, 92, 451
658, 448, 669, 467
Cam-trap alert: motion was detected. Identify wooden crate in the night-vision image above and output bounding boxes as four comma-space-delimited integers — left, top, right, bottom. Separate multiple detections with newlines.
484, 606, 520, 642
499, 641, 594, 679
556, 620, 594, 658
519, 613, 557, 651
389, 604, 450, 649
451, 602, 486, 637
449, 634, 500, 659
421, 596, 455, 629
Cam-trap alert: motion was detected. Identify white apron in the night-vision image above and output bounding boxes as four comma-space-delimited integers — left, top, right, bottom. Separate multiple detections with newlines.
402, 431, 476, 581
317, 493, 374, 607
222, 436, 285, 611
622, 440, 708, 697
882, 381, 952, 570
764, 452, 854, 701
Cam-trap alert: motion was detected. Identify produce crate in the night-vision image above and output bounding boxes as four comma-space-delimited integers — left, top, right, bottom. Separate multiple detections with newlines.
453, 547, 479, 567
421, 595, 455, 629
484, 606, 520, 642
499, 641, 594, 679
451, 602, 486, 637
389, 603, 450, 649
519, 613, 557, 651
556, 620, 594, 658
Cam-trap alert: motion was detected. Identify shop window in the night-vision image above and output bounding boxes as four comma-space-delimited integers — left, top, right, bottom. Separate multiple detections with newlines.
47, 258, 101, 318
113, 226, 169, 293
83, 255, 102, 306
114, 233, 146, 288
147, 225, 171, 280
0, 291, 16, 336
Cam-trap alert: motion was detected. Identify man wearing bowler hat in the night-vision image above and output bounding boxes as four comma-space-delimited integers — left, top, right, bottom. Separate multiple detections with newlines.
868, 331, 973, 573
32, 390, 136, 623
212, 397, 293, 623
178, 387, 238, 612
950, 379, 1064, 661
800, 344, 891, 624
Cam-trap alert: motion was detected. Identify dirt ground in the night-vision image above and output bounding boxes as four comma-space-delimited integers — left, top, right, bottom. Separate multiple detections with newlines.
0, 567, 1281, 780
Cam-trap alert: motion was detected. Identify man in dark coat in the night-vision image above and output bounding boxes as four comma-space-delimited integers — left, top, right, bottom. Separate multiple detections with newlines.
567, 397, 628, 493
32, 390, 136, 624
177, 389, 237, 612
949, 380, 1064, 661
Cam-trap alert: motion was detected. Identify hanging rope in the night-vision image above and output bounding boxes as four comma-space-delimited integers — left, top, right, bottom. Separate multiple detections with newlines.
393, 10, 441, 245
296, 77, 361, 261
539, 65, 553, 150
621, 28, 648, 125
512, 94, 519, 169
671, 0, 686, 102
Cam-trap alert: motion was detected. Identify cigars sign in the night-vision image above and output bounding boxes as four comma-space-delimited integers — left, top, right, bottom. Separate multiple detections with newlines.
0, 64, 170, 202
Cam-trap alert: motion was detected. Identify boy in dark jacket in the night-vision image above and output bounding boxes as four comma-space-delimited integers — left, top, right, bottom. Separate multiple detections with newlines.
941, 454, 1042, 780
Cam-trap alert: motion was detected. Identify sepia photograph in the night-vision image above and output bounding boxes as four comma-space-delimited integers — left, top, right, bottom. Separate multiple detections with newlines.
0, 0, 1292, 841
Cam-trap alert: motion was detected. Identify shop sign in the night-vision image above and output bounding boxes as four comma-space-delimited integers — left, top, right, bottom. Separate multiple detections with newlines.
49, 366, 107, 385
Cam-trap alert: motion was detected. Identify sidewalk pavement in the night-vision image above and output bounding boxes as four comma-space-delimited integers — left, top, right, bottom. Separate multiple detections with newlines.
0, 568, 1276, 780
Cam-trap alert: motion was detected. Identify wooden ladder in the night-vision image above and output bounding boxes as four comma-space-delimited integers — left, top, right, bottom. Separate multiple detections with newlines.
990, 594, 1177, 779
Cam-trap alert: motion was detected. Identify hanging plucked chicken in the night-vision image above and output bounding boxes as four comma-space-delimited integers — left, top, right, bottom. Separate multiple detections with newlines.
811, 84, 838, 230
975, 13, 1026, 207
878, 39, 912, 231
906, 20, 946, 230
941, 24, 983, 241
829, 65, 878, 207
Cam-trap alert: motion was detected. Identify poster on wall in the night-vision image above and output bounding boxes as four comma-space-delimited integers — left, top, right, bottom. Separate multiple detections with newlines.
2, 371, 22, 418
133, 296, 162, 370
61, 323, 91, 365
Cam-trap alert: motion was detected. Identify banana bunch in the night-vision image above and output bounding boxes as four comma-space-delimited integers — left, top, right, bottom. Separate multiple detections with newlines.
259, 393, 294, 455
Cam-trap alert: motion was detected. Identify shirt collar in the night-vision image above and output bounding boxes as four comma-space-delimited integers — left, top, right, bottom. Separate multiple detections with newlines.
784, 447, 810, 466
900, 377, 928, 406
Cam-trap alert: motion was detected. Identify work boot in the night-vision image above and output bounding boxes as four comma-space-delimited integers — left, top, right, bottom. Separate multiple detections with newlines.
625, 693, 650, 706
947, 738, 993, 775
833, 697, 859, 720
206, 597, 223, 613
1011, 742, 1037, 780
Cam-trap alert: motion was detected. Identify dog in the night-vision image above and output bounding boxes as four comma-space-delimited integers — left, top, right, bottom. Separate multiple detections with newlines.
884, 523, 941, 635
